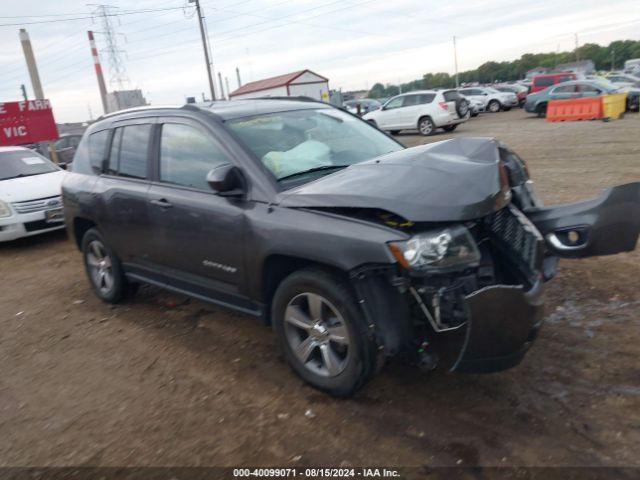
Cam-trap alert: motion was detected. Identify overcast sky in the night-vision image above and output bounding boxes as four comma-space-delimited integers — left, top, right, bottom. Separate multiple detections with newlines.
1, 0, 639, 122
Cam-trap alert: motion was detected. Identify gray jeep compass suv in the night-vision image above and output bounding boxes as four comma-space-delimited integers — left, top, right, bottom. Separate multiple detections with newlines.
62, 98, 640, 396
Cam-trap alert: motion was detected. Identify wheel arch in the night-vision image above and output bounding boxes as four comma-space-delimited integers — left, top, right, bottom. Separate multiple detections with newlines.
261, 254, 350, 324
72, 217, 97, 249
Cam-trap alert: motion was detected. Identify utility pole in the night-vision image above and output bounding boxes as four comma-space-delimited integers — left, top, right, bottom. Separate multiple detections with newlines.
610, 48, 615, 71
19, 28, 57, 162
217, 71, 225, 100
20, 84, 28, 101
225, 76, 230, 100
236, 67, 242, 88
574, 33, 579, 63
88, 30, 109, 114
190, 0, 216, 101
453, 36, 459, 88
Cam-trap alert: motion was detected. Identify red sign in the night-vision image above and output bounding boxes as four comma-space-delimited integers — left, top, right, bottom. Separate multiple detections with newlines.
0, 99, 59, 146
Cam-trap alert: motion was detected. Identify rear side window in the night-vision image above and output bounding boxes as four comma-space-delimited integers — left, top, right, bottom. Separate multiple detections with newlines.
418, 94, 436, 104
159, 123, 231, 190
443, 91, 460, 101
69, 129, 109, 174
107, 124, 151, 179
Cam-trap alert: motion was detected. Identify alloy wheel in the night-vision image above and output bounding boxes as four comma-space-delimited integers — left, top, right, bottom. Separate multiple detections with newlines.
86, 240, 114, 295
419, 119, 434, 135
488, 101, 500, 112
283, 292, 351, 377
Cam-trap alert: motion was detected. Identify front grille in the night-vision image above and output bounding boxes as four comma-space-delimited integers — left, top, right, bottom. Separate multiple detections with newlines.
12, 195, 62, 214
24, 219, 62, 232
488, 204, 544, 284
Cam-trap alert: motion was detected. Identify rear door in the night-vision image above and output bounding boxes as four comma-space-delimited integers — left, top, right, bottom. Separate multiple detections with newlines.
442, 90, 462, 118
97, 119, 155, 264
145, 117, 250, 309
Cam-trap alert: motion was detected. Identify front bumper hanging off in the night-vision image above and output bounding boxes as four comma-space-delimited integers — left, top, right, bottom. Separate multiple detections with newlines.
451, 281, 545, 373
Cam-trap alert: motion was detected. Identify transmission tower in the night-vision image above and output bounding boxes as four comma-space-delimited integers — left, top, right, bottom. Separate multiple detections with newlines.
90, 4, 130, 90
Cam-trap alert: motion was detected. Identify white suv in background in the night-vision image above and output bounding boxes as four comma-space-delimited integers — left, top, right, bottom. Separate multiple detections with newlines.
0, 146, 66, 242
362, 90, 469, 136
458, 87, 518, 112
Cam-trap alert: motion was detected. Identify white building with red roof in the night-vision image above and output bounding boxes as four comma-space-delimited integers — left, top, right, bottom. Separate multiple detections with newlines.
229, 69, 330, 101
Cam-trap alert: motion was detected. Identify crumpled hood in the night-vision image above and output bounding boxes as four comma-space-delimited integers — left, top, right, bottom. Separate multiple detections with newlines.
277, 137, 508, 222
0, 170, 65, 203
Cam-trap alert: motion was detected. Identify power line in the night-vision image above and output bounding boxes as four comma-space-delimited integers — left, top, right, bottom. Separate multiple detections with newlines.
0, 6, 186, 27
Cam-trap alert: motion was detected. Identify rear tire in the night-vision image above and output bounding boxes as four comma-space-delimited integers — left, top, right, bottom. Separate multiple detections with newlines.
390, 130, 401, 135
271, 268, 376, 397
82, 228, 128, 304
417, 116, 435, 136
503, 106, 512, 111
442, 124, 458, 132
487, 100, 501, 113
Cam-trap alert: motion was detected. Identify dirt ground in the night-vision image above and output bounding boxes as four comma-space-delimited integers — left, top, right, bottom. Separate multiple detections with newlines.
1, 109, 639, 469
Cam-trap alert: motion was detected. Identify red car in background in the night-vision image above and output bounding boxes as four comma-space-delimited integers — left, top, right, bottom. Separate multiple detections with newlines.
530, 72, 577, 93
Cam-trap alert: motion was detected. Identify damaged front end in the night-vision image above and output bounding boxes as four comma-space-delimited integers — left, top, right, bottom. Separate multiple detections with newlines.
346, 140, 640, 375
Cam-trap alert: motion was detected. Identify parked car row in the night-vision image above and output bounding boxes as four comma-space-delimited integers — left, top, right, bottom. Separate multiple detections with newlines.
524, 77, 640, 117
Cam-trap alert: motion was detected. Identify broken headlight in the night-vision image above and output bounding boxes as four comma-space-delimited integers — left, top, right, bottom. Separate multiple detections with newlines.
388, 225, 481, 272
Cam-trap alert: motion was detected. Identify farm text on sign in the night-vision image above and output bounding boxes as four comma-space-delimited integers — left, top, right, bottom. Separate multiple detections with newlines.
0, 99, 58, 146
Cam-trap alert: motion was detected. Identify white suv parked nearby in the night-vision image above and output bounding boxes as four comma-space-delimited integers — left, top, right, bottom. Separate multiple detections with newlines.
362, 90, 469, 136
0, 146, 66, 242
458, 87, 518, 112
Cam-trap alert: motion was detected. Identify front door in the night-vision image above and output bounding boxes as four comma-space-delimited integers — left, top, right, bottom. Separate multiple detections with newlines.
145, 119, 251, 311
375, 96, 404, 129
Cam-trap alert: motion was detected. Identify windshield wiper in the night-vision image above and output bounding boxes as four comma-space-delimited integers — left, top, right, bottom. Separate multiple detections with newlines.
277, 164, 348, 181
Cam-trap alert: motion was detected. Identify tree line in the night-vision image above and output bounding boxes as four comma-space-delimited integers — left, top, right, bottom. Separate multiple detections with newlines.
368, 39, 640, 98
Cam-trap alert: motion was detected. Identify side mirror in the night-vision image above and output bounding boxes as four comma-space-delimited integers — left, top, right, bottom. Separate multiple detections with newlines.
482, 93, 488, 96
206, 164, 246, 197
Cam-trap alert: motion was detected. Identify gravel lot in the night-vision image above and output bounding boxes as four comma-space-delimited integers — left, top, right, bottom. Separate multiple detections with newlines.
1, 109, 639, 468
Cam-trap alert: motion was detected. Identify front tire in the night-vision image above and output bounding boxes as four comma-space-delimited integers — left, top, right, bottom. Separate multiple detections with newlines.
487, 100, 501, 113
417, 116, 435, 136
82, 228, 127, 304
271, 269, 376, 397
536, 103, 547, 118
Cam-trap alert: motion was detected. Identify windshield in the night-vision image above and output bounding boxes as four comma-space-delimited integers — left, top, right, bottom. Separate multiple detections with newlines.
0, 150, 58, 180
226, 108, 403, 186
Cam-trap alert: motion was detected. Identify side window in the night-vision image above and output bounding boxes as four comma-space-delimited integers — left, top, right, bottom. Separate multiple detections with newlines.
70, 136, 81, 148
578, 84, 601, 94
69, 130, 109, 174
88, 130, 109, 171
55, 137, 68, 149
118, 124, 151, 179
384, 97, 403, 110
559, 75, 574, 82
442, 91, 458, 102
459, 89, 471, 96
418, 94, 436, 104
553, 85, 576, 93
159, 123, 231, 190
401, 95, 420, 107
107, 127, 122, 175
535, 77, 554, 87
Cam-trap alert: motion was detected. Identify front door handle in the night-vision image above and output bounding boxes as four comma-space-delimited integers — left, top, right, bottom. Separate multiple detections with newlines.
150, 198, 173, 209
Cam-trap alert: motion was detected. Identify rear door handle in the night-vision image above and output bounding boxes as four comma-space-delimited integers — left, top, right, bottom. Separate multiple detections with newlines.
150, 198, 173, 209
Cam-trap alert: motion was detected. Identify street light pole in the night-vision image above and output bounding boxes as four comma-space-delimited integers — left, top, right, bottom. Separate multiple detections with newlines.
453, 36, 459, 88
190, 0, 216, 101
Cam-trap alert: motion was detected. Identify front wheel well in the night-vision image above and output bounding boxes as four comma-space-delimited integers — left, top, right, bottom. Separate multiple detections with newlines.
72, 217, 96, 249
262, 255, 349, 324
